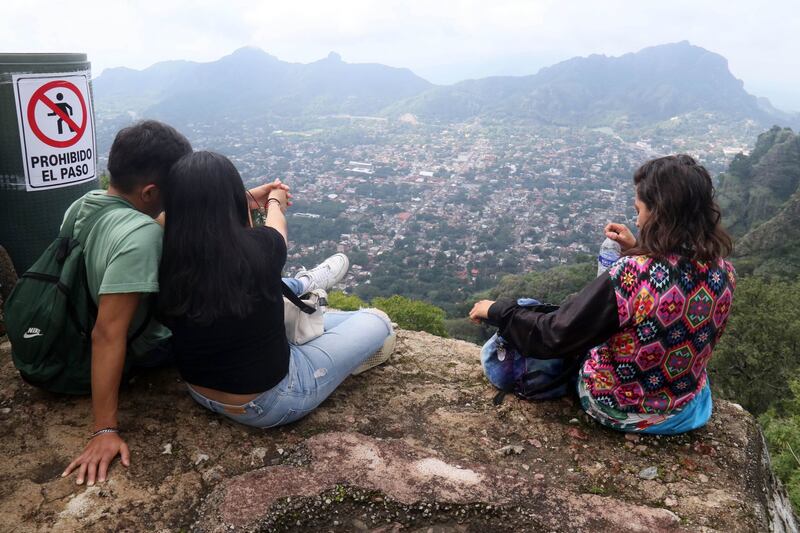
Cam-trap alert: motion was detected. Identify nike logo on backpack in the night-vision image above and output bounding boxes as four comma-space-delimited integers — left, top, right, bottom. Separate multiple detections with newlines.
23, 327, 44, 339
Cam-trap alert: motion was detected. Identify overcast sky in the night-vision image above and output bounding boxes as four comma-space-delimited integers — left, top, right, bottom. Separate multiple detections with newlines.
3, 0, 798, 110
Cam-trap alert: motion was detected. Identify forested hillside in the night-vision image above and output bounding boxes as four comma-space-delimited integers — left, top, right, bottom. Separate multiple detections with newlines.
716, 127, 800, 278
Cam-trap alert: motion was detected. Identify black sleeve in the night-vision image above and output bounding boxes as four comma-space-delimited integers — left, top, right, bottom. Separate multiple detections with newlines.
486, 272, 619, 359
252, 226, 287, 274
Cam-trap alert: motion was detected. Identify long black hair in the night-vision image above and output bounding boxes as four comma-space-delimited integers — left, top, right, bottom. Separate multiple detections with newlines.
627, 154, 733, 261
159, 151, 274, 324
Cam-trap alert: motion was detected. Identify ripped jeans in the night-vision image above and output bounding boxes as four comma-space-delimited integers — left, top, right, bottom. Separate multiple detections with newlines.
187, 308, 394, 428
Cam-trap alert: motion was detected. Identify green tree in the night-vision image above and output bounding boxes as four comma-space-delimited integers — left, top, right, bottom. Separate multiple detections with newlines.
372, 295, 448, 337
709, 277, 800, 415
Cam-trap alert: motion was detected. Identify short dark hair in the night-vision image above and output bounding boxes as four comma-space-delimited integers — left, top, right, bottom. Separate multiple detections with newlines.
107, 120, 192, 192
628, 154, 733, 261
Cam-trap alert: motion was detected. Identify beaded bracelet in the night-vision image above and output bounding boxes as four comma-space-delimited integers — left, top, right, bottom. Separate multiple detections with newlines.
90, 427, 120, 439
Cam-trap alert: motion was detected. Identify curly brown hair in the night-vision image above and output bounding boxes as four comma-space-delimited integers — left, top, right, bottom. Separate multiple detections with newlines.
626, 154, 733, 261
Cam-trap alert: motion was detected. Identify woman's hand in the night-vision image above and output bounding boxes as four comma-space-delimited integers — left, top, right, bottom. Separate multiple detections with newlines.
469, 300, 495, 324
604, 222, 636, 251
62, 432, 130, 485
267, 188, 290, 213
248, 179, 291, 209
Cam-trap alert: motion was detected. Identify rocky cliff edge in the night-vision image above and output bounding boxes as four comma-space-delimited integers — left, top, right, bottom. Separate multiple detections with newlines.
0, 332, 797, 532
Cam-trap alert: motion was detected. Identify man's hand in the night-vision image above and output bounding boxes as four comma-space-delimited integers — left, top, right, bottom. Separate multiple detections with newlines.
604, 222, 636, 251
62, 432, 130, 485
248, 179, 292, 209
469, 300, 495, 324
70, 292, 139, 485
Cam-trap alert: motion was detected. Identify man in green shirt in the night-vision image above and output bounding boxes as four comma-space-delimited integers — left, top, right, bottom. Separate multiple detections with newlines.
61, 120, 191, 486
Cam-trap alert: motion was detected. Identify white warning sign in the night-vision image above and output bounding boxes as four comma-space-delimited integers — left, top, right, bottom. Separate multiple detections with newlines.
12, 70, 96, 191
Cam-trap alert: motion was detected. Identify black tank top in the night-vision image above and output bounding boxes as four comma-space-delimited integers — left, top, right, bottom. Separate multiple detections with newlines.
170, 227, 289, 394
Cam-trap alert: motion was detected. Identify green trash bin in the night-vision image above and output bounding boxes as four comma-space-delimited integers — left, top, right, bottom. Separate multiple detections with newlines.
0, 53, 98, 273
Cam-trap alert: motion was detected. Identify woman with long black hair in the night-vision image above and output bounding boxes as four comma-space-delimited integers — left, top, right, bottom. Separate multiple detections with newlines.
159, 151, 394, 427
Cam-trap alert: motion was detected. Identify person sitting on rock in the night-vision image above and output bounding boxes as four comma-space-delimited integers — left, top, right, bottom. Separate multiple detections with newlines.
60, 120, 192, 486
469, 154, 735, 435
158, 151, 395, 428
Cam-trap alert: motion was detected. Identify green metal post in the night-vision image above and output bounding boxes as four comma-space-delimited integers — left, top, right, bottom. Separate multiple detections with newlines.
0, 53, 98, 273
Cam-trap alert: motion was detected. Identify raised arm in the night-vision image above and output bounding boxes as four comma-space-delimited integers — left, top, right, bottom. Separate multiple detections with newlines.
247, 179, 292, 243
265, 188, 288, 244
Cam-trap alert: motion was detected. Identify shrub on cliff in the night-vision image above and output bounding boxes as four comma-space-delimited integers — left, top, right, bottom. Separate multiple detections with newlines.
372, 295, 448, 337
326, 291, 367, 311
327, 292, 448, 337
444, 318, 491, 345
709, 277, 800, 415
760, 379, 800, 510
484, 261, 595, 304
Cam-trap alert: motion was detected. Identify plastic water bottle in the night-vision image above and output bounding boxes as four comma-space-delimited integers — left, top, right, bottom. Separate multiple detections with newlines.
597, 237, 621, 276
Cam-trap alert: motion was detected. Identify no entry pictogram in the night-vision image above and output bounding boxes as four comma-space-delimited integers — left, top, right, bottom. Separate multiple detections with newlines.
26, 80, 88, 148
13, 70, 97, 191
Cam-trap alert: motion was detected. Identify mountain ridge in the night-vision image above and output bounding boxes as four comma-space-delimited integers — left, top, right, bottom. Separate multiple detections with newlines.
93, 46, 434, 123
93, 42, 798, 129
392, 41, 791, 127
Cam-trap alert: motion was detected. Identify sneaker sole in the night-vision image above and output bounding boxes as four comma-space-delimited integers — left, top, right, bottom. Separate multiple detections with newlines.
352, 332, 396, 375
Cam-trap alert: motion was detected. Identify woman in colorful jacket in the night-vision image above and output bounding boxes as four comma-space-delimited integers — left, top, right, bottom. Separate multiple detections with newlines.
469, 154, 735, 434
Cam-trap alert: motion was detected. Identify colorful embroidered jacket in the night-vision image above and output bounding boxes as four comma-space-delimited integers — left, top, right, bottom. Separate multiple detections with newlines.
487, 254, 736, 414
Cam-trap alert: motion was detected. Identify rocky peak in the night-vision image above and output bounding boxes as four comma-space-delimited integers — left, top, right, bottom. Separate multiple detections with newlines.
0, 331, 796, 532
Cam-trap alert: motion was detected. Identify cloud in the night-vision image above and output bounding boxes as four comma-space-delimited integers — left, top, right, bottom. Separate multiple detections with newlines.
1, 0, 798, 109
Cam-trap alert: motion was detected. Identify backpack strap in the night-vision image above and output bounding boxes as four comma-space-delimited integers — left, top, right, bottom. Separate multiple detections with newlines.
73, 202, 128, 246
68, 200, 156, 345
282, 282, 316, 314
58, 199, 84, 239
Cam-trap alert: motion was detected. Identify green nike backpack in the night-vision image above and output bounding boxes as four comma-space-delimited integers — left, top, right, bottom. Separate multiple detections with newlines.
4, 202, 149, 394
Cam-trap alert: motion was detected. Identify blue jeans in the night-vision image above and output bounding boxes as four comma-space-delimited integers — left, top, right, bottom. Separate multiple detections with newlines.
187, 279, 394, 427
281, 277, 306, 296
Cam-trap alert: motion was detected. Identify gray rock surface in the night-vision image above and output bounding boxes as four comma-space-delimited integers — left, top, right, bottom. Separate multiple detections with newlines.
0, 331, 797, 532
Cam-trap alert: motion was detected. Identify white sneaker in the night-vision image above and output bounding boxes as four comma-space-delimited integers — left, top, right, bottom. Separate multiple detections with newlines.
295, 253, 350, 292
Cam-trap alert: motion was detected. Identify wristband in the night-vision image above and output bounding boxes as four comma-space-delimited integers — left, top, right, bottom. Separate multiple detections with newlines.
267, 198, 283, 208
90, 427, 120, 439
